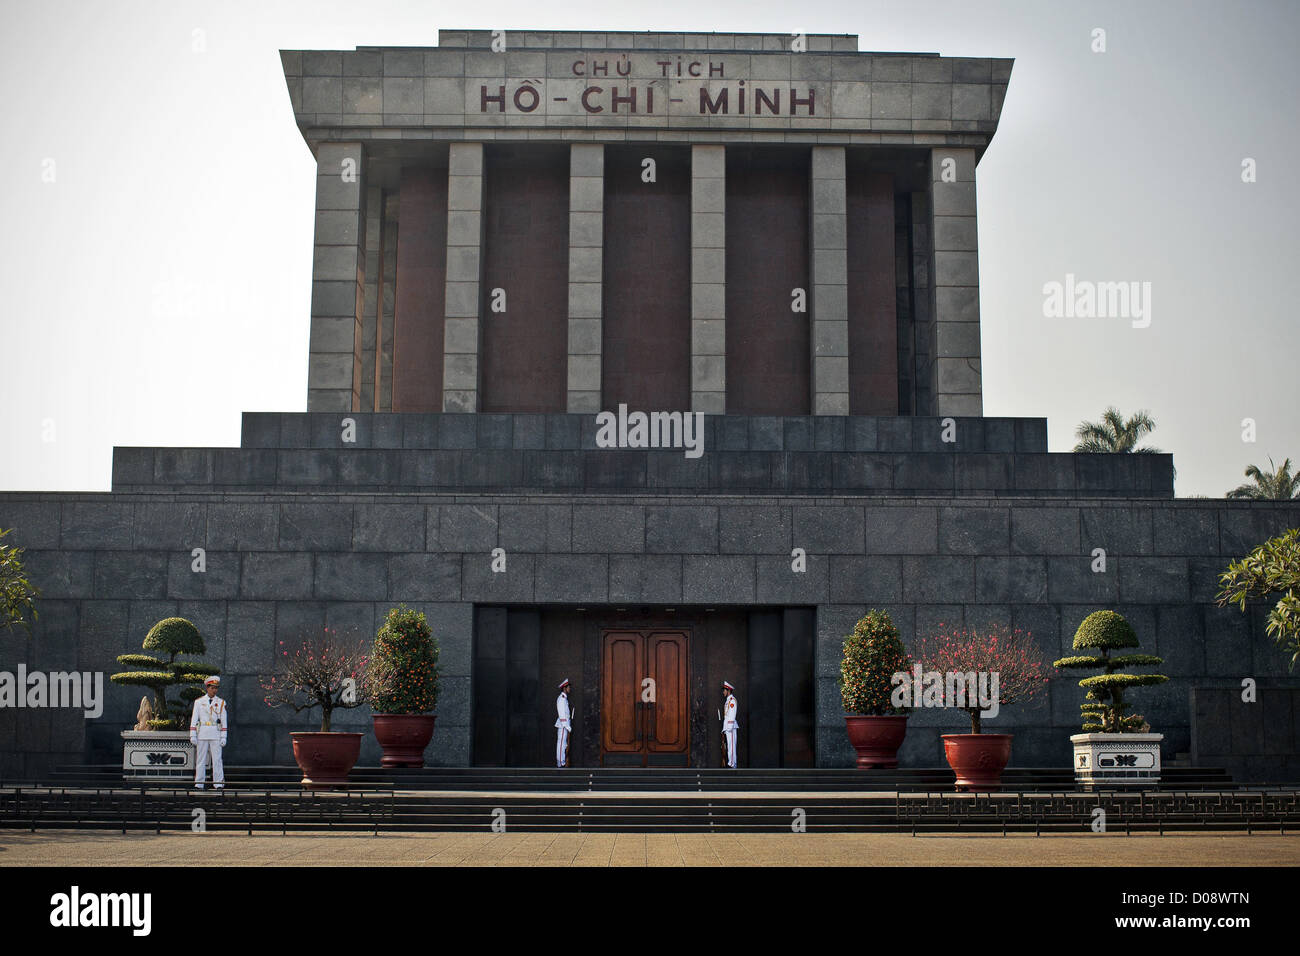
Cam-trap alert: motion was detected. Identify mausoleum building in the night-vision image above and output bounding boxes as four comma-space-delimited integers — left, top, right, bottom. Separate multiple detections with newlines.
2, 30, 1297, 780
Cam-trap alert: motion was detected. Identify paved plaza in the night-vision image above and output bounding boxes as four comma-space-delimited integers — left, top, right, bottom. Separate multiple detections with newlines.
1, 830, 1295, 867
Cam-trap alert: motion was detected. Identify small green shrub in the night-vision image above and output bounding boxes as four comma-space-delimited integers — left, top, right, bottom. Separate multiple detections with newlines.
840, 609, 911, 716
369, 606, 440, 715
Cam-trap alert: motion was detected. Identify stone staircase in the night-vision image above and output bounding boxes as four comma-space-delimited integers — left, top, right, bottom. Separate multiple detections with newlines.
5, 764, 1292, 835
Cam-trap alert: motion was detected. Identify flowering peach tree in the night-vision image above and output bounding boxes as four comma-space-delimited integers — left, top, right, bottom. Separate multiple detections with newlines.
916, 625, 1051, 733
261, 629, 370, 732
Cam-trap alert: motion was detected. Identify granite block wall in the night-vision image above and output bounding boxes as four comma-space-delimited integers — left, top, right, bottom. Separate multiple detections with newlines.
1190, 687, 1300, 782
107, 412, 1173, 499
2, 475, 1298, 778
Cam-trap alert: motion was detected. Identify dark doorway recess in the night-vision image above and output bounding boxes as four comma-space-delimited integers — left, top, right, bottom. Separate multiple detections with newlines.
471, 606, 814, 769
725, 146, 811, 415
846, 162, 898, 414
602, 145, 692, 410
480, 144, 570, 412
392, 157, 450, 412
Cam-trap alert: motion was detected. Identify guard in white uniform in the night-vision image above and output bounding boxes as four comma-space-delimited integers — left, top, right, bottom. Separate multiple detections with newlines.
722, 680, 739, 769
190, 675, 228, 789
555, 678, 573, 768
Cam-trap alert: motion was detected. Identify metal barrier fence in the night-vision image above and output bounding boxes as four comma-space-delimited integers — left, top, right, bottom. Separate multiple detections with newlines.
0, 786, 397, 835
894, 789, 1300, 835
3, 785, 1298, 835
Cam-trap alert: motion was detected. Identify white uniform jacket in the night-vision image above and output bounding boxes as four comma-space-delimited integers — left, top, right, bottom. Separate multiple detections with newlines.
555, 693, 572, 729
723, 694, 738, 730
191, 695, 228, 743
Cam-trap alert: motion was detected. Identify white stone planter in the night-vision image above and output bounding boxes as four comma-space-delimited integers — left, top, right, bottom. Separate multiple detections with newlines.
121, 730, 195, 777
1070, 732, 1163, 788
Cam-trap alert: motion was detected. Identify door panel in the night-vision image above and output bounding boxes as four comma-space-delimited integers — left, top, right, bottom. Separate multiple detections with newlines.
602, 631, 642, 754
647, 632, 687, 752
601, 628, 689, 766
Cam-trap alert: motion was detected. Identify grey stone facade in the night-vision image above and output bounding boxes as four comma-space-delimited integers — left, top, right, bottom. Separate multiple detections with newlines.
2, 411, 1298, 778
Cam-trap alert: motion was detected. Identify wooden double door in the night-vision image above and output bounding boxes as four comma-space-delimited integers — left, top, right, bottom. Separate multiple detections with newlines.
601, 629, 689, 767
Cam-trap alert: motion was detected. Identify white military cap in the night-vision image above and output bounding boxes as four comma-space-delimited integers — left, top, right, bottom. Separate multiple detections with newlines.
558, 678, 570, 689
204, 675, 220, 686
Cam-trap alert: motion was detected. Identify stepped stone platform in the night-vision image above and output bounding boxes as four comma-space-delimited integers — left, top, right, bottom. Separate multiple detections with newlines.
104, 412, 1174, 497
7, 766, 1298, 835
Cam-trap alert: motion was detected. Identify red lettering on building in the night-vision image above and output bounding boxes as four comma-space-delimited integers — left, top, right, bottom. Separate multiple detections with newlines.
700, 87, 728, 114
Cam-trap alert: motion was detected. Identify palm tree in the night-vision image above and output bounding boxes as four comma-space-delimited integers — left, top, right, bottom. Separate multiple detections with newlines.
1227, 457, 1300, 500
1073, 407, 1166, 455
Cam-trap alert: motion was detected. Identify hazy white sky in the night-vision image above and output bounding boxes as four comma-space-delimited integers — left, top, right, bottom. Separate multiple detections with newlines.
2, 0, 1296, 497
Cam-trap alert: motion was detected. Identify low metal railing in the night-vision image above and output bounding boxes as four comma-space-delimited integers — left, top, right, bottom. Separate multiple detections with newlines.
894, 788, 1300, 835
0, 786, 397, 835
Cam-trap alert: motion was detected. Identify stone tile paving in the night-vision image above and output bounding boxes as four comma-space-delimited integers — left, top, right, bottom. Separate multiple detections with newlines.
0, 830, 1296, 866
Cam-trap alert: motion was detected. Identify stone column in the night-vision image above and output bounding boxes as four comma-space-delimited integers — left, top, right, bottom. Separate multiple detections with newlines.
443, 143, 485, 412
567, 144, 603, 413
691, 145, 726, 413
307, 142, 366, 412
810, 146, 849, 415
928, 147, 983, 416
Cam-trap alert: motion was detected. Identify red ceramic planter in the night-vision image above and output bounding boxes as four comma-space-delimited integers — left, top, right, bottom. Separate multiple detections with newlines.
372, 714, 437, 768
942, 733, 1012, 791
290, 732, 363, 789
844, 715, 910, 769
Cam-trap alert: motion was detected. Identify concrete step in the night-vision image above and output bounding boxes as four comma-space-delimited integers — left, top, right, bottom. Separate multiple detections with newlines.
3, 785, 1295, 834
28, 763, 1236, 793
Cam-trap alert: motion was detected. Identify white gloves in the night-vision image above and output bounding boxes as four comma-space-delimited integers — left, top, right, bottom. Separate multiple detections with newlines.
189, 733, 198, 745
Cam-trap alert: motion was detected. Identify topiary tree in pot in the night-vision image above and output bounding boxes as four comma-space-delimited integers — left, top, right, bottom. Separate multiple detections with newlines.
110, 617, 219, 776
1054, 610, 1169, 787
369, 606, 441, 768
111, 617, 219, 729
839, 609, 912, 768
